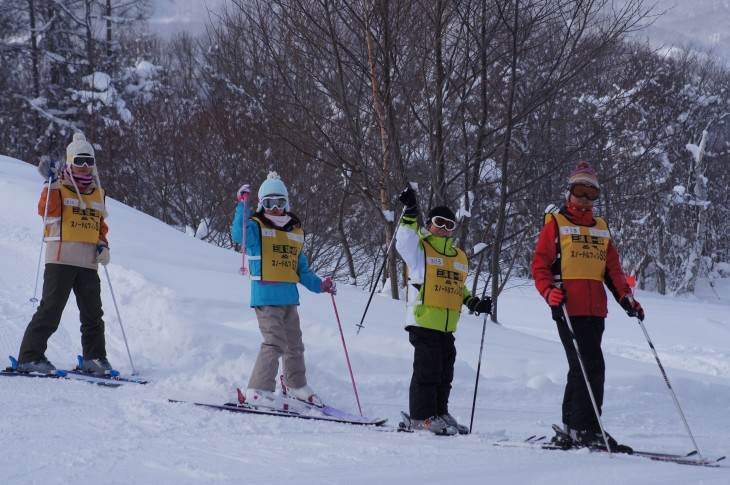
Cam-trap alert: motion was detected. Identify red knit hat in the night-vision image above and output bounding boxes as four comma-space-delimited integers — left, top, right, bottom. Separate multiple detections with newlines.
568, 161, 600, 188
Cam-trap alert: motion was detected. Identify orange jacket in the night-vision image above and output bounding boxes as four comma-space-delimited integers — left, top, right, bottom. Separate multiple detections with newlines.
38, 186, 108, 245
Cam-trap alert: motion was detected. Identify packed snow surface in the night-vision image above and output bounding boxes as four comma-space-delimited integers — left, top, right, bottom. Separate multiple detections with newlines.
0, 156, 728, 484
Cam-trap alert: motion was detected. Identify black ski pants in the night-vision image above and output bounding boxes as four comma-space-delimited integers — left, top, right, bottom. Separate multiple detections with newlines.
407, 325, 456, 420
19, 264, 106, 364
555, 315, 605, 432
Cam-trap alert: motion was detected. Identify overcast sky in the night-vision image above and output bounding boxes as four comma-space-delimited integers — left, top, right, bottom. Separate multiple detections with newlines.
148, 0, 730, 63
149, 0, 227, 36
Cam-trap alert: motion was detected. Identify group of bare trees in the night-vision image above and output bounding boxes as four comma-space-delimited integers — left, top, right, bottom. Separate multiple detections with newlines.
2, 0, 730, 315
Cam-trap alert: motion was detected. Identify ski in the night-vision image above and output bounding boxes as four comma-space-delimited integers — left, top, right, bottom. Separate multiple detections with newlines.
63, 368, 148, 385
277, 376, 382, 424
2, 364, 121, 388
494, 425, 725, 467
545, 423, 726, 465
2, 356, 126, 387
70, 355, 148, 384
169, 399, 388, 427
396, 411, 458, 436
280, 392, 377, 424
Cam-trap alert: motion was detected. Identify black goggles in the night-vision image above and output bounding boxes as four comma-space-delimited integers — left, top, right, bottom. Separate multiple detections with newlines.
431, 216, 456, 231
569, 183, 600, 201
261, 196, 288, 210
72, 155, 95, 167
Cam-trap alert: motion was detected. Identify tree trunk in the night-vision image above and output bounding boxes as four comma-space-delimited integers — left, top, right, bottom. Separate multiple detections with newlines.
489, 0, 520, 323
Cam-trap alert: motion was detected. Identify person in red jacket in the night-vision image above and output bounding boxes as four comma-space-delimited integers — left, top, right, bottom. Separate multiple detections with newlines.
532, 161, 644, 451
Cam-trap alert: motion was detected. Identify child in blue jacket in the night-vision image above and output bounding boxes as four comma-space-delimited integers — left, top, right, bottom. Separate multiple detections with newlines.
232, 172, 336, 409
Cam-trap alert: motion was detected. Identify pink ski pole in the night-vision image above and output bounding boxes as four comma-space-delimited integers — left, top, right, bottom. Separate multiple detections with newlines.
330, 292, 363, 416
239, 191, 249, 275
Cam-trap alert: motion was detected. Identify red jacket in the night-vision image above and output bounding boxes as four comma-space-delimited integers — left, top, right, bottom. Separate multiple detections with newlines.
532, 203, 631, 318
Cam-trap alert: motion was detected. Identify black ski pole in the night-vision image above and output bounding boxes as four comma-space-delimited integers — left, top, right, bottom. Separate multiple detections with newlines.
356, 207, 406, 334
635, 314, 705, 463
469, 312, 489, 433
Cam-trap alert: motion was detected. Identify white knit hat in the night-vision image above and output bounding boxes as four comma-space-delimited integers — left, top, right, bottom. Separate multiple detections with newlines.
66, 132, 95, 162
257, 171, 290, 211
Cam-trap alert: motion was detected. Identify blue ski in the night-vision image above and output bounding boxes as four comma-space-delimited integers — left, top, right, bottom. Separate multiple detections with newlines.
3, 356, 121, 387
70, 356, 148, 384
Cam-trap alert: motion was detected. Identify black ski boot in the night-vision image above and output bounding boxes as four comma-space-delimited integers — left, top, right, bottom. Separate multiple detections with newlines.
549, 424, 575, 450
574, 429, 634, 454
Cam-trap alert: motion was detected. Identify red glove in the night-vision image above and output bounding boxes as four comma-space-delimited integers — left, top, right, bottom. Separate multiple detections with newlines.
321, 277, 337, 295
620, 296, 645, 321
542, 285, 566, 306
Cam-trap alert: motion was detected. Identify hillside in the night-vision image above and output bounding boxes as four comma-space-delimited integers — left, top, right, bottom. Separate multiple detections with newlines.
0, 156, 728, 484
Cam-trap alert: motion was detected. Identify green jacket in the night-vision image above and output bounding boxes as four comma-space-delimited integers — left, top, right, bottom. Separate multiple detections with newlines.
395, 216, 474, 332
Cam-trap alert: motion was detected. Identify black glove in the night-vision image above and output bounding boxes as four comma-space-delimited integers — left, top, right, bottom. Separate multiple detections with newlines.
620, 295, 645, 321
467, 296, 492, 315
398, 186, 418, 217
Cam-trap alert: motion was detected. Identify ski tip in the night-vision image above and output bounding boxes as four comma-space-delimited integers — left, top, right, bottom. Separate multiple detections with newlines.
9, 356, 18, 370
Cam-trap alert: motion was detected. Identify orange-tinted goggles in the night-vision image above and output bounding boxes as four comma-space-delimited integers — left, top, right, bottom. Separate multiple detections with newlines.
569, 184, 600, 201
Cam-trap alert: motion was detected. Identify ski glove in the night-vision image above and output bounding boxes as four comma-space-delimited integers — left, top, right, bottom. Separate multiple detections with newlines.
237, 184, 251, 202
398, 186, 419, 218
620, 295, 645, 321
467, 296, 492, 315
96, 244, 110, 266
542, 285, 566, 306
321, 277, 337, 295
37, 156, 58, 182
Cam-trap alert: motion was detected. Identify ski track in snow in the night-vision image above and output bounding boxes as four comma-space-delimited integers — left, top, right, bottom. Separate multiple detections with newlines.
0, 156, 728, 484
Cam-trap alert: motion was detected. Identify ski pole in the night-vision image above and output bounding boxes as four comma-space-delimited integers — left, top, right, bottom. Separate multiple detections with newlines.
330, 292, 363, 416
239, 192, 249, 275
635, 316, 705, 463
31, 170, 54, 304
561, 303, 613, 456
356, 207, 406, 334
103, 266, 137, 375
469, 312, 489, 433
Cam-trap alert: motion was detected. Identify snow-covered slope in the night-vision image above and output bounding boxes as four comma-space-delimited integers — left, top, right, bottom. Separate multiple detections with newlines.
0, 155, 728, 484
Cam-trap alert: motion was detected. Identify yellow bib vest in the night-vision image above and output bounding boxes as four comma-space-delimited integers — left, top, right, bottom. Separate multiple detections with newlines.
421, 241, 469, 310
56, 184, 106, 244
549, 212, 610, 281
251, 216, 304, 283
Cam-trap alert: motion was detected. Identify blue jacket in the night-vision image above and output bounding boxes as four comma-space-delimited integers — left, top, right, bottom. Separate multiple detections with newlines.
232, 202, 323, 307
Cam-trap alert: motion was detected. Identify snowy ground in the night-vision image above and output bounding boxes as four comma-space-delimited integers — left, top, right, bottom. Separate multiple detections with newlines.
0, 155, 728, 484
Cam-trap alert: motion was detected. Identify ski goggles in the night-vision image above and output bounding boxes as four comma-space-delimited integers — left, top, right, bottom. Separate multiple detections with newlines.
261, 196, 288, 210
569, 183, 600, 201
71, 155, 95, 168
431, 216, 456, 231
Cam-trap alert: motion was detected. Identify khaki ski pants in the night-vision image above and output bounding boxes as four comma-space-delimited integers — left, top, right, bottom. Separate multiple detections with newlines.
247, 305, 307, 391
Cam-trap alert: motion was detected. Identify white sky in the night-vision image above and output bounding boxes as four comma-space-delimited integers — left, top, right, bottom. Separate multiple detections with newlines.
149, 0, 228, 36
149, 1, 730, 63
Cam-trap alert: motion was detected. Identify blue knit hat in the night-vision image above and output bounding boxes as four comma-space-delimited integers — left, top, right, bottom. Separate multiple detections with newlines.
257, 171, 290, 211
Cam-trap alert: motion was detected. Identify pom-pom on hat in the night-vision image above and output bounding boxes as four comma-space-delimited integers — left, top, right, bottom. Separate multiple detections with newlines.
66, 132, 95, 162
257, 171, 290, 211
426, 205, 457, 227
568, 161, 599, 188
